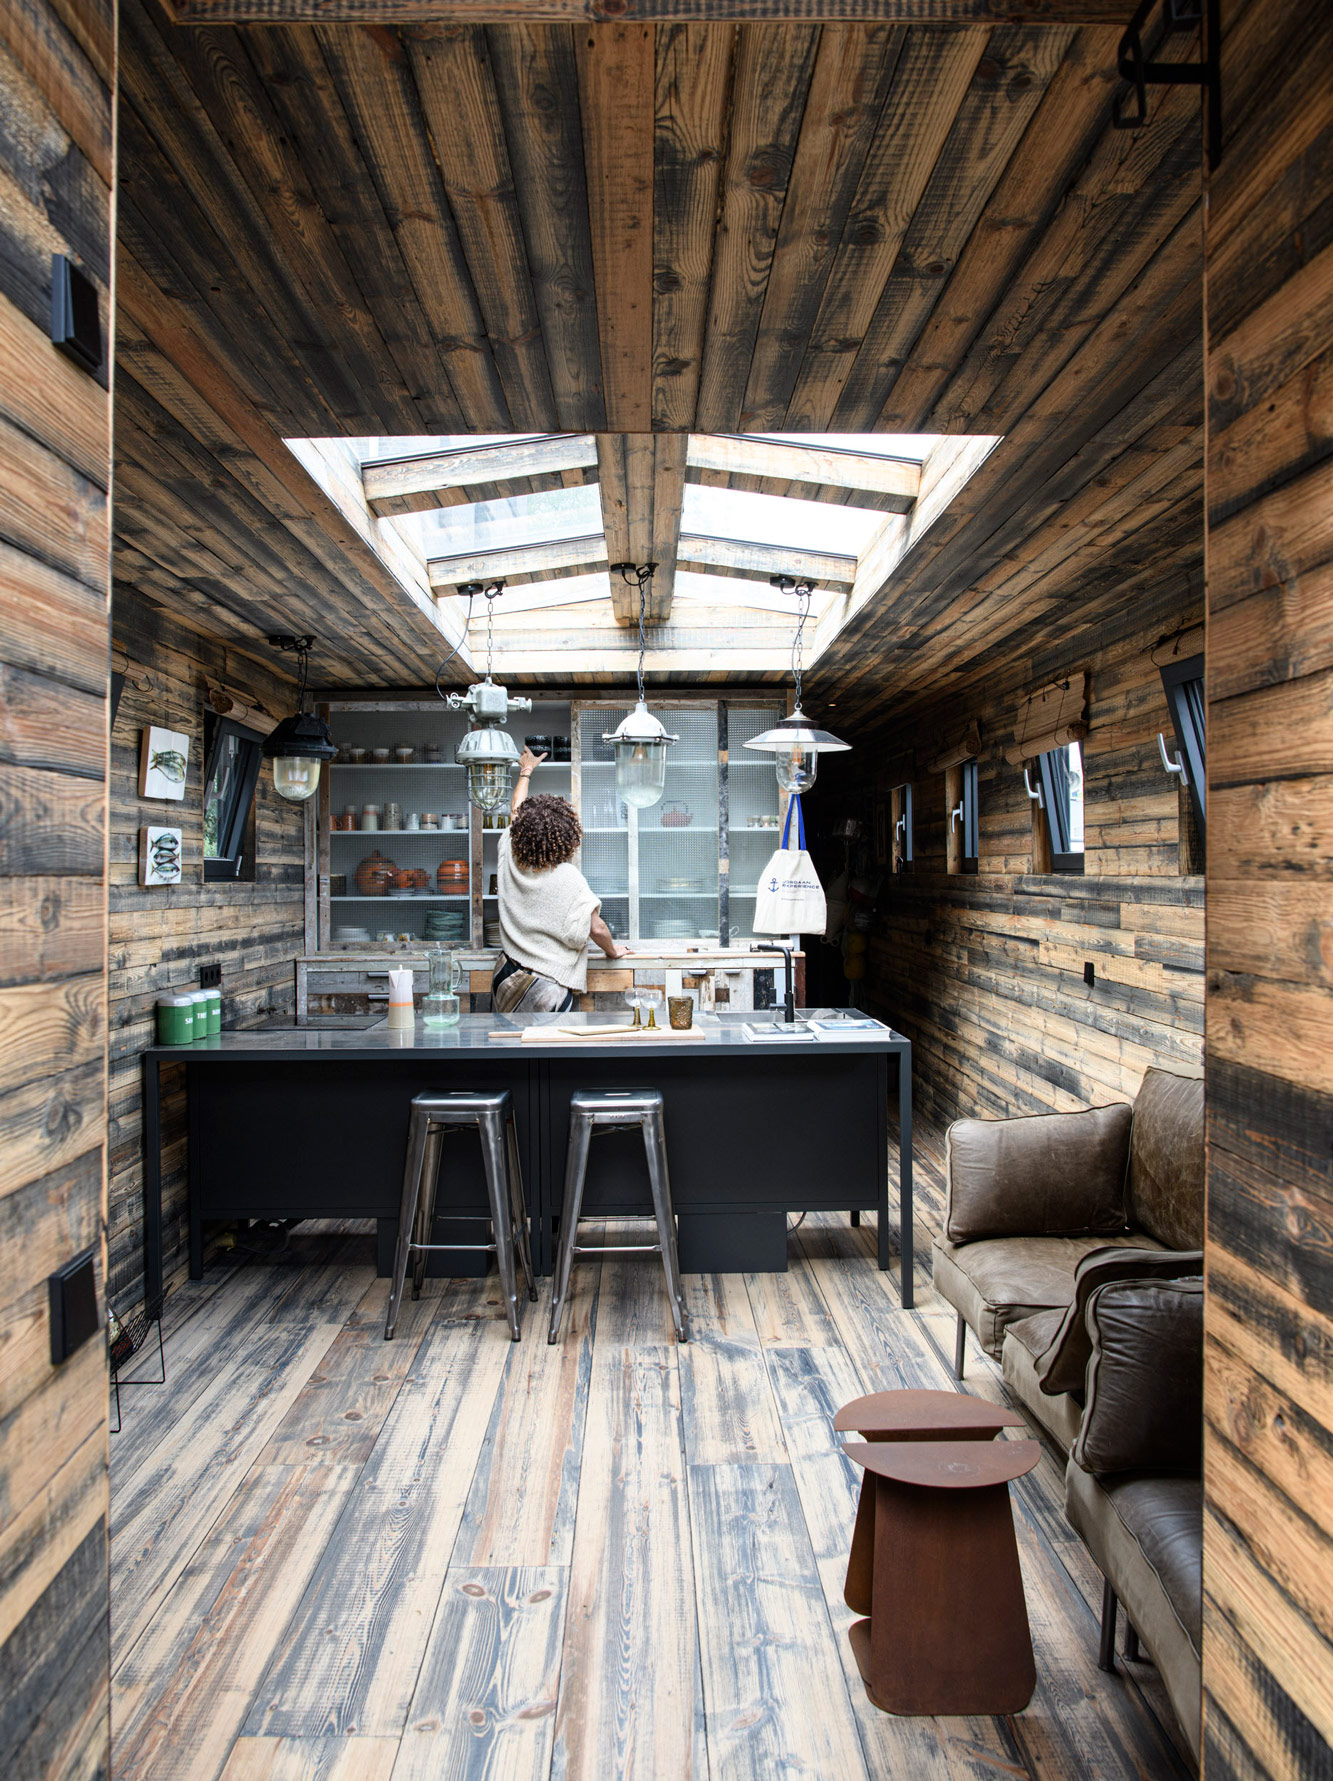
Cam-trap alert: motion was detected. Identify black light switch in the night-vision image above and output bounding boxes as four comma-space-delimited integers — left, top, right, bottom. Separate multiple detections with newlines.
1084, 961, 1096, 987
199, 962, 222, 988
49, 1249, 99, 1365
50, 254, 103, 373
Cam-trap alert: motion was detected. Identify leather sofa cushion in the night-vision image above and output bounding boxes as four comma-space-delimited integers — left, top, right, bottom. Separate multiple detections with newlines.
945, 1102, 1133, 1243
1071, 1279, 1203, 1476
1034, 1245, 1205, 1397
1066, 1464, 1202, 1756
1001, 1313, 1084, 1451
1128, 1067, 1204, 1251
931, 1232, 1154, 1359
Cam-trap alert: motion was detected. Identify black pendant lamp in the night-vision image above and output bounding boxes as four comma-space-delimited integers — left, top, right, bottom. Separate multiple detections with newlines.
263, 634, 338, 803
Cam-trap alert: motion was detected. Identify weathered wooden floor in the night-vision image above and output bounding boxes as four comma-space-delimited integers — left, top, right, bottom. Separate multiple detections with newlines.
110, 1122, 1194, 1780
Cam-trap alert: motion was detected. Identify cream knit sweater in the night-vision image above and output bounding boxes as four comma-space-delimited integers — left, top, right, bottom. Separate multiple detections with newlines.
496, 831, 601, 991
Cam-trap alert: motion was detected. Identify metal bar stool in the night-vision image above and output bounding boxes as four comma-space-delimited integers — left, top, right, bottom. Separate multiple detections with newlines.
548, 1087, 690, 1345
385, 1089, 537, 1342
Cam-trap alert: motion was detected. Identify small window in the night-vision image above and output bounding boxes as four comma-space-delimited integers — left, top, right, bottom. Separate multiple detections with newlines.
203, 714, 264, 882
1036, 741, 1085, 874
1160, 654, 1205, 841
892, 782, 913, 872
948, 759, 979, 874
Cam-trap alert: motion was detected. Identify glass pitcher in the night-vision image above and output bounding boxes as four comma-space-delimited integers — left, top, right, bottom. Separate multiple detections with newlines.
422, 946, 461, 1028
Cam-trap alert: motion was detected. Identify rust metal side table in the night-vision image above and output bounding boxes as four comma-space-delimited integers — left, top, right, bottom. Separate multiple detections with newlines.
834, 1389, 1038, 1716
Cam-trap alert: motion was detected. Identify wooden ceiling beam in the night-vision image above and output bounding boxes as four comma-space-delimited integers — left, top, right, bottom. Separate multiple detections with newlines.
427, 533, 608, 590
362, 433, 599, 516
171, 4, 1141, 25
597, 433, 685, 623
686, 435, 921, 508
677, 533, 856, 590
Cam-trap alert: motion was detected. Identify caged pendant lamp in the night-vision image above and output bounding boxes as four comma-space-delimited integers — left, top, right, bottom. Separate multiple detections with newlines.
439, 581, 532, 812
744, 576, 850, 792
603, 563, 678, 809
263, 635, 338, 802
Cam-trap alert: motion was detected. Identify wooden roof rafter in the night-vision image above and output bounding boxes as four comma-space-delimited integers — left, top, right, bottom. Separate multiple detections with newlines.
685, 434, 921, 510
362, 433, 599, 516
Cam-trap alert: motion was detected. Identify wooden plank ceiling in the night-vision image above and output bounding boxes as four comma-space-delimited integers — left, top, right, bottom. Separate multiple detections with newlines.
114, 1, 1202, 713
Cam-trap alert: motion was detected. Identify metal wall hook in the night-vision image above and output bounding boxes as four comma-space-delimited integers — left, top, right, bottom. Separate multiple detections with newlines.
950, 802, 964, 833
1158, 732, 1189, 786
1023, 767, 1044, 808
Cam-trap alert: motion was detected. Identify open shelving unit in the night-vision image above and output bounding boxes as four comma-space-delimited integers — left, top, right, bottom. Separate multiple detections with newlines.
316, 695, 786, 949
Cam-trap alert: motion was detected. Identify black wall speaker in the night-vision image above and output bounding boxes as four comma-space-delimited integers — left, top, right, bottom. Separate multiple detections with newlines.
49, 1249, 100, 1365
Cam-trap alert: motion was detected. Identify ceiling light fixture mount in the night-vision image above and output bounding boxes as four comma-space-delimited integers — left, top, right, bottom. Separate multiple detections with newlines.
603, 563, 678, 810
263, 634, 338, 803
441, 578, 533, 812
745, 576, 850, 793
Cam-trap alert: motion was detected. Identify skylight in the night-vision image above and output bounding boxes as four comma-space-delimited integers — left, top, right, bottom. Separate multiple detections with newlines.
681, 485, 885, 555
285, 428, 1001, 678
397, 482, 603, 562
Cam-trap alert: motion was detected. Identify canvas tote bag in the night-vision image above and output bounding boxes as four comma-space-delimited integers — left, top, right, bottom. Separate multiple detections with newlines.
753, 794, 826, 934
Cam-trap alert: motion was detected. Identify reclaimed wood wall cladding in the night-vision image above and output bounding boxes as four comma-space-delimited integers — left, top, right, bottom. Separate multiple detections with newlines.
108, 588, 308, 1307
116, 6, 1204, 699
0, 0, 113, 1774
841, 586, 1204, 1130
1203, 3, 1333, 1774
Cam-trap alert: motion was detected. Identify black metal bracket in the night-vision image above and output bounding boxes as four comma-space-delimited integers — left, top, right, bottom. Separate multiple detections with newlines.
1111, 0, 1221, 171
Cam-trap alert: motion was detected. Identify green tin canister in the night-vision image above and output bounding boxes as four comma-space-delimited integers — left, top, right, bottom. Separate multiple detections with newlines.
189, 990, 211, 1039
156, 995, 195, 1045
204, 988, 222, 1036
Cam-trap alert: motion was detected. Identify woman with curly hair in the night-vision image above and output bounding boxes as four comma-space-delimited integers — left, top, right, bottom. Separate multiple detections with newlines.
492, 747, 629, 1015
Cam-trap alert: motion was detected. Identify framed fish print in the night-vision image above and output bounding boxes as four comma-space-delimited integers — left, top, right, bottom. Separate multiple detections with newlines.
139, 826, 183, 887
139, 725, 190, 800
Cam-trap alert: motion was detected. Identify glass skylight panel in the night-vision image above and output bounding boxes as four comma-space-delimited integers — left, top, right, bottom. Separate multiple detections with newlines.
756, 432, 941, 461
396, 482, 604, 560
350, 434, 542, 464
681, 484, 884, 555
673, 571, 823, 613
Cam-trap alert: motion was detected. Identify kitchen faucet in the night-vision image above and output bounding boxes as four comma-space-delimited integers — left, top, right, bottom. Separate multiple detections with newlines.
756, 944, 796, 1023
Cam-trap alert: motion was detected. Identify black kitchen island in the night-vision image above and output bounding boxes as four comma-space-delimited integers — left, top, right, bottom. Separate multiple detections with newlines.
141, 1010, 912, 1307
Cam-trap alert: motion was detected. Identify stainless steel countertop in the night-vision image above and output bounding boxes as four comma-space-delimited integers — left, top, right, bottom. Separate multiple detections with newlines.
149, 1010, 908, 1061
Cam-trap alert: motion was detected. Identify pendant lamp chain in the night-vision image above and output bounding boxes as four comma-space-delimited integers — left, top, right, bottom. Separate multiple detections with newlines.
790, 582, 812, 709
626, 561, 655, 704
484, 579, 503, 681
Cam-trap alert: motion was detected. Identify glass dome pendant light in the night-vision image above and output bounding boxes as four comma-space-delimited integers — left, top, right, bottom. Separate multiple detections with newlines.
441, 581, 532, 812
262, 634, 339, 802
603, 562, 678, 810
744, 576, 851, 792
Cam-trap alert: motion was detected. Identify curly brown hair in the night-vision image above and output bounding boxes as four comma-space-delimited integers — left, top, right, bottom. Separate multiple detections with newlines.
510, 793, 583, 871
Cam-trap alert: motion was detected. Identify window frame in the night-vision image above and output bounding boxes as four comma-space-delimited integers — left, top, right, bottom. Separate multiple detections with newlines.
892, 782, 913, 872
202, 714, 265, 883
1160, 653, 1206, 840
1036, 740, 1086, 875
948, 758, 979, 874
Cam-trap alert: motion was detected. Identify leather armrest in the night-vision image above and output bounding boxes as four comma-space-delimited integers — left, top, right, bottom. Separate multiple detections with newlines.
945, 1102, 1133, 1243
1070, 1278, 1203, 1476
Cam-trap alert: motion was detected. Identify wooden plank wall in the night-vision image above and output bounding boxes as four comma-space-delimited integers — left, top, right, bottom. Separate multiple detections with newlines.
1203, 2, 1333, 1773
836, 584, 1204, 1129
108, 587, 308, 1307
0, 0, 114, 1772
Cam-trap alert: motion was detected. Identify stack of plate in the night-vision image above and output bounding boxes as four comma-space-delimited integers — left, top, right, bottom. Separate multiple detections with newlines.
484, 921, 503, 947
425, 910, 467, 943
332, 925, 371, 946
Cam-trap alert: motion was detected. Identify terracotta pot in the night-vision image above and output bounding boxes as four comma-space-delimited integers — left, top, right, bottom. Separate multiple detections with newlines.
354, 849, 396, 896
436, 861, 469, 892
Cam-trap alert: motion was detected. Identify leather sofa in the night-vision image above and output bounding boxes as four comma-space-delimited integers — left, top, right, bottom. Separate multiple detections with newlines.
1064, 1276, 1203, 1759
931, 1065, 1203, 1449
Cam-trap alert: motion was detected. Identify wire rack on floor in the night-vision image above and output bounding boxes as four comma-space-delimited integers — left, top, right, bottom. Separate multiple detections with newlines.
109, 1293, 167, 1434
